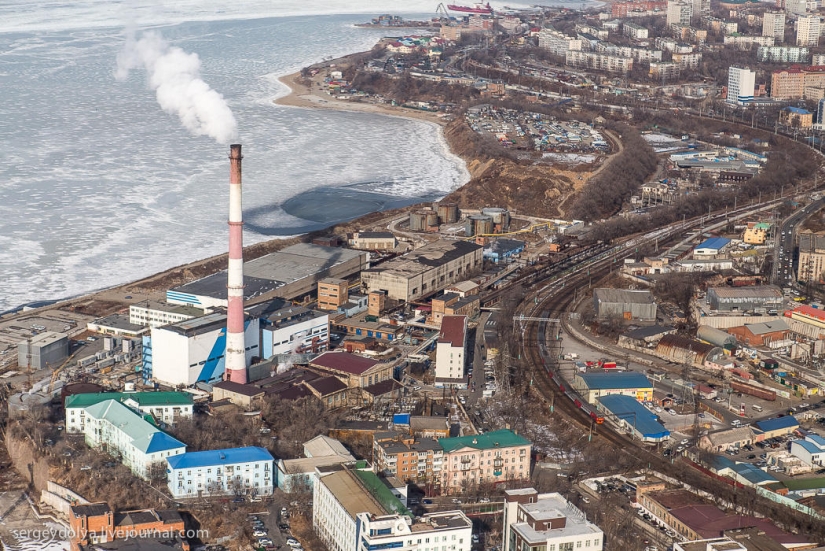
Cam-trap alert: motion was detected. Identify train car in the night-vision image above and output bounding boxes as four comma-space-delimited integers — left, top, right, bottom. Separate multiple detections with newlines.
574, 399, 583, 409
589, 411, 605, 424
558, 383, 565, 393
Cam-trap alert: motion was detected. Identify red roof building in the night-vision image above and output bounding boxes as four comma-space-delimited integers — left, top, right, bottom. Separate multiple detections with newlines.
309, 351, 393, 389
435, 315, 468, 389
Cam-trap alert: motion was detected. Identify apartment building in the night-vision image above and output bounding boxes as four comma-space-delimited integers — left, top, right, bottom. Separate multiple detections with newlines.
439, 430, 531, 493
538, 29, 583, 56
666, 1, 693, 26
502, 488, 604, 551
565, 51, 634, 73
435, 315, 468, 388
757, 46, 809, 62
762, 11, 786, 41
65, 391, 194, 433
798, 232, 825, 283
727, 66, 756, 104
165, 446, 274, 498
797, 15, 820, 46
373, 433, 444, 487
623, 22, 649, 39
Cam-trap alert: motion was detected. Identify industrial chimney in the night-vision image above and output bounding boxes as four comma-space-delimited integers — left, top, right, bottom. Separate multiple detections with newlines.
225, 144, 247, 384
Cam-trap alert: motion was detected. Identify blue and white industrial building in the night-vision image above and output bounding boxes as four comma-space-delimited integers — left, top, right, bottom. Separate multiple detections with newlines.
754, 415, 800, 439
166, 446, 275, 498
142, 312, 260, 387
790, 434, 825, 467
597, 395, 670, 443
693, 237, 731, 259
259, 305, 329, 364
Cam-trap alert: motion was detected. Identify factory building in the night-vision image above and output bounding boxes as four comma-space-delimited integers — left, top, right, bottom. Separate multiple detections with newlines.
17, 331, 68, 370
361, 240, 483, 302
65, 391, 193, 433
259, 305, 329, 363
129, 301, 206, 328
165, 446, 274, 498
79, 399, 186, 480
143, 312, 260, 387
706, 285, 783, 312
693, 237, 731, 259
317, 278, 349, 311
655, 334, 724, 366
572, 372, 654, 404
347, 231, 397, 251
597, 395, 670, 442
696, 326, 737, 350
503, 488, 604, 551
483, 239, 525, 263
435, 315, 468, 389
593, 289, 657, 321
166, 243, 368, 308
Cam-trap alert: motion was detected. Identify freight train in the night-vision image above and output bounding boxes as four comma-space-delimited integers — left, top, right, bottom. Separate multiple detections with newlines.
549, 366, 604, 424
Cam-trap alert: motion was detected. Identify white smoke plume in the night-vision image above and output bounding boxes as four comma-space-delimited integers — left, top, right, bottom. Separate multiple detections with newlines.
116, 30, 238, 144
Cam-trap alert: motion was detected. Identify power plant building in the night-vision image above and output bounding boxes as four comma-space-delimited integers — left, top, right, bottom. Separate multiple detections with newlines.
361, 240, 483, 302
18, 331, 69, 370
166, 243, 368, 309
143, 312, 260, 387
260, 305, 330, 363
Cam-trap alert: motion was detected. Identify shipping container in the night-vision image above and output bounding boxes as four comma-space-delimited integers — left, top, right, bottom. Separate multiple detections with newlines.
731, 380, 776, 401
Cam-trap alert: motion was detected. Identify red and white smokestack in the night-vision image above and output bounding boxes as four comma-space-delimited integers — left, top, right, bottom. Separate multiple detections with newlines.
225, 144, 247, 384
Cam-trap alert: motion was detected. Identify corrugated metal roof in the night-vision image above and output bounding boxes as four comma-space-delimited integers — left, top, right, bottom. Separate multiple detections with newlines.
593, 288, 655, 304
311, 351, 379, 375
578, 372, 652, 390
696, 237, 731, 250
598, 395, 669, 439
84, 399, 185, 454
745, 320, 789, 335
167, 446, 273, 470
708, 285, 783, 299
755, 416, 799, 432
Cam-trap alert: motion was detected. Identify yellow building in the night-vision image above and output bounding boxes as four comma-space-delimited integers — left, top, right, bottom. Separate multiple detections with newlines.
571, 372, 654, 404
779, 106, 813, 128
743, 222, 770, 245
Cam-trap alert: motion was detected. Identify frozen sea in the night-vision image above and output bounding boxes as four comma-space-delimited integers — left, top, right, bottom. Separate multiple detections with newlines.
0, 0, 593, 313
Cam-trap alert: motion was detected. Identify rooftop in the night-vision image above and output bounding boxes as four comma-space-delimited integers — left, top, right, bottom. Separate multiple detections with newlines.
304, 435, 351, 458
598, 395, 670, 439
755, 416, 799, 433
511, 492, 602, 544
438, 315, 467, 346
696, 237, 732, 250
310, 351, 380, 376
439, 429, 530, 453
708, 285, 783, 299
71, 502, 112, 518
593, 288, 655, 305
363, 240, 482, 279
84, 400, 185, 454
90, 314, 147, 334
320, 468, 410, 520
790, 304, 825, 321
577, 371, 652, 390
279, 454, 355, 474
65, 391, 194, 410
745, 320, 789, 335
166, 447, 273, 470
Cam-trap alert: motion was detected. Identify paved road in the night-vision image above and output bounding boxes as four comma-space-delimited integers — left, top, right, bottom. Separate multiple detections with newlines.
774, 196, 825, 286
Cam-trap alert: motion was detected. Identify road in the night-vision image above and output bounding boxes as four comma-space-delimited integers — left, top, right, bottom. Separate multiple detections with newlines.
774, 196, 825, 287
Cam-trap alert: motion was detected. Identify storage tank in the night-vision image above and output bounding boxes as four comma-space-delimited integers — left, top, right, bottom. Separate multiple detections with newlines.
409, 211, 428, 231
482, 207, 510, 232
436, 202, 460, 224
425, 211, 439, 228
466, 215, 493, 237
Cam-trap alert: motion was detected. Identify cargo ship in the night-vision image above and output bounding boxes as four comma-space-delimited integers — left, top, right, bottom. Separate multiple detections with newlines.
447, 2, 494, 14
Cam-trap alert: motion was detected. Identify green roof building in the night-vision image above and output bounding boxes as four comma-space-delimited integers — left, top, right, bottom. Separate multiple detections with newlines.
439, 429, 532, 493
66, 391, 193, 434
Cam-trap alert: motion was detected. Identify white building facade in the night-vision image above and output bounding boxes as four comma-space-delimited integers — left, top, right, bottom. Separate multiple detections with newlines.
435, 315, 468, 388
261, 308, 329, 361
763, 12, 786, 41
80, 399, 186, 480
503, 488, 604, 551
796, 15, 820, 46
666, 1, 693, 26
129, 302, 206, 328
727, 67, 756, 105
65, 391, 193, 433
356, 512, 472, 551
165, 446, 274, 498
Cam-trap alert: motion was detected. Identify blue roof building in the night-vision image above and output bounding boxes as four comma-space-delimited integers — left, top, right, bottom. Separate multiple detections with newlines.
725, 463, 778, 486
694, 237, 731, 257
598, 395, 670, 442
754, 416, 799, 438
166, 446, 275, 498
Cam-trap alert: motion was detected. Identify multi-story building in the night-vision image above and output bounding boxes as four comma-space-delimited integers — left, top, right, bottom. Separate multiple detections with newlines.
623, 22, 649, 39
650, 62, 680, 80
727, 66, 756, 104
786, 0, 808, 16
361, 240, 483, 303
317, 278, 349, 311
314, 465, 473, 551
762, 11, 786, 41
565, 51, 634, 73
65, 391, 193, 433
816, 98, 825, 129
537, 29, 583, 56
439, 429, 531, 493
144, 311, 260, 387
771, 67, 805, 98
797, 232, 825, 283
743, 222, 771, 245
780, 105, 813, 127
260, 305, 329, 361
355, 511, 472, 551
79, 399, 186, 480
373, 433, 444, 486
435, 315, 468, 388
502, 488, 604, 551
758, 45, 809, 62
128, 301, 206, 328
17, 331, 68, 370
666, 1, 693, 26
723, 35, 775, 48
348, 232, 397, 251
813, 53, 825, 65
672, 52, 702, 68
597, 43, 663, 62
797, 15, 820, 46
165, 446, 274, 498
